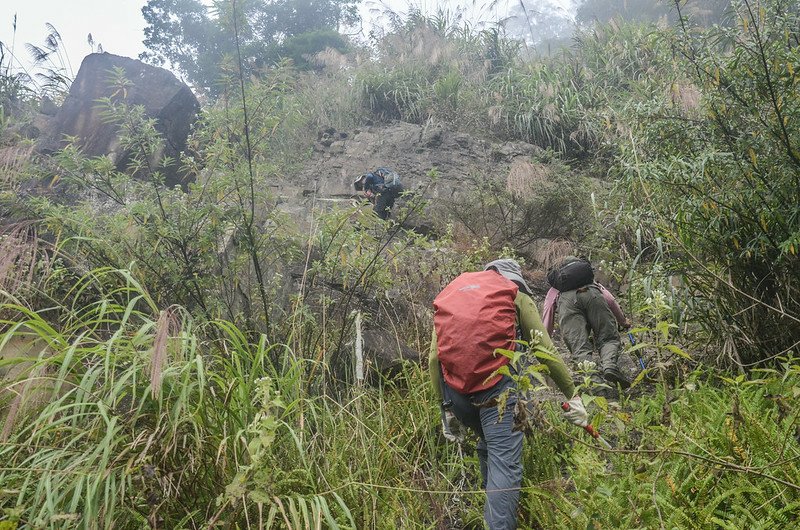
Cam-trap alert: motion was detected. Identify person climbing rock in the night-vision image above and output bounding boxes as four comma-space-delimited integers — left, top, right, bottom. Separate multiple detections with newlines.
542, 256, 632, 391
429, 259, 588, 530
352, 167, 403, 220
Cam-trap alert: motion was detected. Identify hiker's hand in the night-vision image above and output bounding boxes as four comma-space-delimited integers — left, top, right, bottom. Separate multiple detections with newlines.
562, 396, 589, 428
441, 410, 465, 443
621, 318, 632, 330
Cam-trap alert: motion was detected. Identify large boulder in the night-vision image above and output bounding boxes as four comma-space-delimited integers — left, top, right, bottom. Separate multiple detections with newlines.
39, 53, 199, 188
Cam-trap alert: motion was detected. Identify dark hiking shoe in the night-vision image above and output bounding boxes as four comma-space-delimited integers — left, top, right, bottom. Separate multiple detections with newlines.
603, 368, 631, 390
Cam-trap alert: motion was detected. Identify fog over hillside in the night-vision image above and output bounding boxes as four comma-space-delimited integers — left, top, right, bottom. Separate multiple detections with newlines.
502, 0, 732, 47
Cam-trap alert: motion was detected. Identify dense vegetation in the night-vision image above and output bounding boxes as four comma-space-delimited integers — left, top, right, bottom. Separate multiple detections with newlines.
1, 0, 798, 528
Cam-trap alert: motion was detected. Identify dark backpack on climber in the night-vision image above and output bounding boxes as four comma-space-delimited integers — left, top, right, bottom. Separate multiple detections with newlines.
546, 256, 594, 292
374, 167, 402, 193
433, 270, 518, 394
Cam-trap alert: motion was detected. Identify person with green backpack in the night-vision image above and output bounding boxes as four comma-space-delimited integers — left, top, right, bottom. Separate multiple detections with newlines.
429, 259, 588, 530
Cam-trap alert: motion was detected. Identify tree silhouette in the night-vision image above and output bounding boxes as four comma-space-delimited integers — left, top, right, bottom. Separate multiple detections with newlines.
140, 0, 359, 93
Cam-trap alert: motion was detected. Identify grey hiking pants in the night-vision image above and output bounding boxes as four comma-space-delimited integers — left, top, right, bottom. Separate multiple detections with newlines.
373, 185, 402, 220
558, 285, 621, 374
373, 191, 395, 220
444, 376, 522, 530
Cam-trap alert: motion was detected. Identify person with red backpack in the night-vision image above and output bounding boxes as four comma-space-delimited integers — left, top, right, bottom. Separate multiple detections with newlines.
429, 259, 587, 530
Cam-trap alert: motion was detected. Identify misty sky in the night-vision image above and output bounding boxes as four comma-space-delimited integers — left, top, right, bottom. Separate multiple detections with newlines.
1, 0, 575, 80
1, 1, 146, 79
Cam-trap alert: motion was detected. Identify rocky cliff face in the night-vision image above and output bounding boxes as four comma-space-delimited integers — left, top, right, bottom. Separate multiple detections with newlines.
274, 121, 543, 226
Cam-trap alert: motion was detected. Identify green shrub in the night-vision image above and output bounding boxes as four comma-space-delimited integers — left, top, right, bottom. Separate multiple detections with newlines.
613, 0, 800, 366
442, 162, 592, 258
357, 65, 429, 122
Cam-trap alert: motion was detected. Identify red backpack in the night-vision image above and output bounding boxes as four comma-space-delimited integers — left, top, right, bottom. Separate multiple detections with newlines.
433, 270, 518, 394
